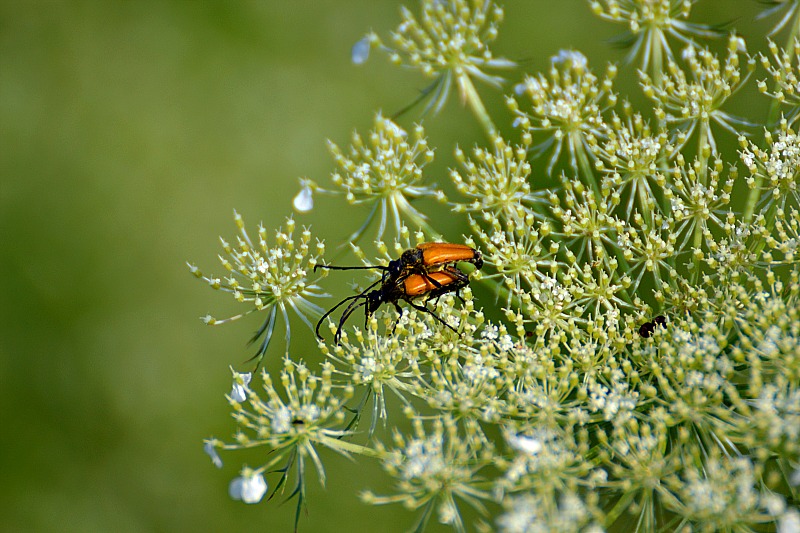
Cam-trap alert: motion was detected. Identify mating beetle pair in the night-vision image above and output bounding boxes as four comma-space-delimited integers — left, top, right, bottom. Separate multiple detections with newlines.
315, 243, 483, 343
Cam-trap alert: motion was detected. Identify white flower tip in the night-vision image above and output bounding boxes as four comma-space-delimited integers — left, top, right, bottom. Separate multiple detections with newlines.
229, 370, 252, 402
352, 36, 371, 65
508, 433, 543, 455
230, 384, 247, 403
779, 509, 800, 533
235, 370, 252, 386
381, 116, 407, 138
229, 471, 268, 504
438, 499, 457, 525
790, 467, 800, 487
204, 441, 223, 469
551, 50, 587, 69
293, 186, 314, 213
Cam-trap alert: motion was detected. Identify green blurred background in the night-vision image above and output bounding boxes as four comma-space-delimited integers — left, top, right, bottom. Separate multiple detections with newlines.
0, 1, 771, 531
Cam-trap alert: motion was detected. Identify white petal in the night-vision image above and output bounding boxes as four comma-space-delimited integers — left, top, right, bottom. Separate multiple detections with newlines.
242, 473, 268, 504
229, 472, 268, 504
351, 36, 370, 65
790, 467, 800, 487
203, 441, 223, 469
230, 371, 252, 403
779, 509, 800, 533
551, 49, 586, 69
508, 433, 543, 455
293, 186, 314, 213
229, 477, 244, 501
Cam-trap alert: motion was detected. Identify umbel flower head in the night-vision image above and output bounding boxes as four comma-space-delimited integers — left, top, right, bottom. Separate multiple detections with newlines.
509, 50, 617, 175
639, 36, 755, 154
663, 154, 734, 251
756, 0, 800, 37
205, 364, 371, 528
590, 0, 725, 73
741, 119, 800, 215
592, 104, 677, 219
450, 134, 548, 222
757, 39, 800, 125
356, 0, 514, 133
497, 490, 601, 533
188, 212, 327, 366
323, 113, 444, 242
363, 416, 494, 532
196, 1, 800, 530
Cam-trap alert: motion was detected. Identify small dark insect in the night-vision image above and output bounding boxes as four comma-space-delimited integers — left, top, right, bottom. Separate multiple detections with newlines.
315, 265, 471, 344
638, 315, 667, 338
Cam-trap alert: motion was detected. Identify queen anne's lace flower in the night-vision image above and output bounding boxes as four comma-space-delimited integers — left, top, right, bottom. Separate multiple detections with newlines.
189, 213, 327, 365
197, 4, 800, 531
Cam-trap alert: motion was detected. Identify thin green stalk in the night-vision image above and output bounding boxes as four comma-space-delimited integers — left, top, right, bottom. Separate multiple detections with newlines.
650, 29, 664, 89
690, 121, 710, 283
317, 435, 385, 459
574, 133, 602, 199
742, 179, 762, 225
457, 72, 497, 141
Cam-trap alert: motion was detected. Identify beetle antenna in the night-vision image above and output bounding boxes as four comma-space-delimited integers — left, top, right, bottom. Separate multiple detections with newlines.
314, 264, 388, 272
314, 277, 383, 339
407, 300, 460, 336
334, 297, 371, 344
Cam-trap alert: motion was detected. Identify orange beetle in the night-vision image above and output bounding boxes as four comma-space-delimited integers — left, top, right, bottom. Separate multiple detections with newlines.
402, 267, 468, 298
314, 242, 482, 285
396, 242, 483, 276
315, 265, 471, 344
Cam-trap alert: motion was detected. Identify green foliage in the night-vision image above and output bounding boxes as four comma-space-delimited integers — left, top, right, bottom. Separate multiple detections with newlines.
195, 1, 800, 531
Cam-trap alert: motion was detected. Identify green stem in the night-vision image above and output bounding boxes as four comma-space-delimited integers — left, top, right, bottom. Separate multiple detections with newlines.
651, 30, 663, 89
742, 179, 761, 225
690, 120, 710, 283
605, 247, 634, 306
696, 120, 709, 185
604, 490, 638, 528
317, 435, 385, 459
457, 71, 496, 141
574, 133, 602, 198
476, 273, 517, 310
392, 192, 443, 241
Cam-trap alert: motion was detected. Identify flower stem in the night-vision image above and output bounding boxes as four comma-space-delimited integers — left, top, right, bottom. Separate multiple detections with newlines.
457, 71, 497, 141
574, 133, 601, 198
650, 30, 663, 88
317, 435, 385, 459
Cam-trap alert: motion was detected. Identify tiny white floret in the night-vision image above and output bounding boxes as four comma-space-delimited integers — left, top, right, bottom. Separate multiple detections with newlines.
204, 440, 223, 468
293, 184, 314, 213
230, 371, 252, 403
229, 470, 268, 504
352, 36, 371, 65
